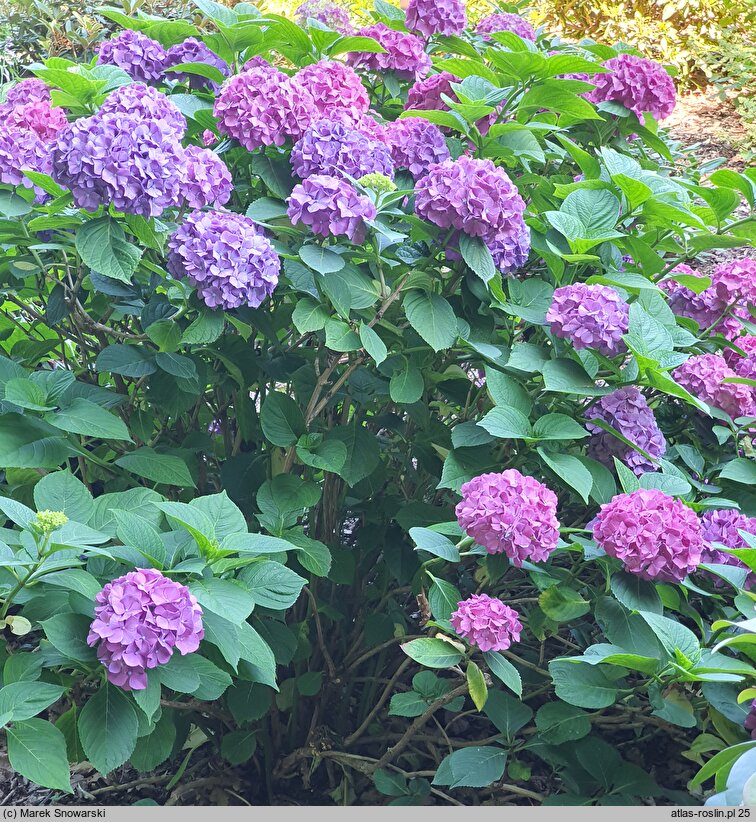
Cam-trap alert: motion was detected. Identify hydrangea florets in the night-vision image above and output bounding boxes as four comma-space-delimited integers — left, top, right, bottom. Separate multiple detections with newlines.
168, 210, 280, 310
585, 386, 667, 475
52, 112, 185, 216
293, 61, 369, 121
325, 107, 388, 144
180, 145, 232, 209
455, 470, 560, 566
673, 353, 754, 419
287, 174, 376, 243
406, 71, 458, 112
711, 258, 756, 307
700, 508, 756, 587
0, 125, 52, 200
546, 283, 629, 357
87, 568, 203, 691
476, 12, 536, 41
98, 83, 186, 139
486, 222, 531, 275
295, 0, 353, 33
164, 38, 230, 90
746, 702, 756, 740
348, 24, 431, 80
406, 0, 466, 38
214, 67, 316, 150
592, 489, 703, 582
450, 594, 522, 652
725, 335, 756, 381
358, 173, 396, 193
586, 54, 676, 124
291, 119, 394, 180
5, 78, 51, 106
33, 510, 68, 534
96, 29, 168, 84
0, 101, 68, 143
386, 117, 450, 180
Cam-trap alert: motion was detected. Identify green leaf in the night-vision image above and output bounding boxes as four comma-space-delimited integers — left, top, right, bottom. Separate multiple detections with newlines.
116, 448, 194, 487
221, 728, 257, 765
720, 459, 756, 486
610, 572, 662, 615
542, 360, 611, 396
533, 413, 588, 441
285, 531, 332, 577
459, 234, 496, 282
7, 719, 72, 793
401, 638, 464, 669
33, 470, 93, 524
41, 614, 97, 663
260, 391, 306, 448
638, 611, 700, 661
295, 434, 347, 474
466, 661, 488, 710
292, 299, 329, 333
482, 651, 522, 697
427, 574, 462, 622
4, 378, 54, 411
433, 747, 507, 788
75, 217, 142, 283
404, 291, 458, 352
410, 527, 460, 562
95, 344, 156, 378
549, 660, 621, 708
359, 323, 388, 365
238, 561, 306, 610
188, 577, 256, 623
329, 421, 381, 486
299, 244, 344, 274
181, 309, 225, 344
535, 702, 591, 744
48, 398, 131, 441
130, 711, 176, 773
539, 585, 591, 622
0, 681, 65, 723
538, 448, 593, 503
190, 655, 233, 700
390, 361, 424, 404
479, 406, 532, 439
78, 684, 138, 775
156, 654, 201, 694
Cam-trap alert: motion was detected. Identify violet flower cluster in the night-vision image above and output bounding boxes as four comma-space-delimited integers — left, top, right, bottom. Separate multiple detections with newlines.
700, 508, 756, 589
5, 78, 50, 106
168, 210, 280, 310
386, 117, 450, 180
546, 283, 629, 357
181, 145, 233, 209
725, 335, 756, 382
405, 0, 467, 38
592, 489, 703, 583
164, 38, 230, 90
455, 470, 560, 566
87, 568, 204, 691
476, 12, 536, 41
585, 386, 667, 475
348, 24, 431, 80
98, 83, 186, 138
450, 594, 522, 652
711, 257, 756, 309
287, 174, 376, 243
0, 126, 52, 200
96, 29, 168, 84
293, 61, 370, 121
673, 353, 754, 420
295, 0, 353, 33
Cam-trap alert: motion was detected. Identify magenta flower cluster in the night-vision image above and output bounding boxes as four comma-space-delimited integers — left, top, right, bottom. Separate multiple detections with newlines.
386, 117, 450, 180
181, 145, 233, 209
406, 72, 458, 113
348, 24, 431, 80
725, 335, 756, 382
587, 54, 676, 124
295, 0, 353, 33
455, 470, 560, 566
0, 127, 51, 200
87, 568, 204, 691
98, 83, 186, 138
546, 283, 629, 357
97, 29, 168, 84
585, 386, 667, 475
293, 61, 370, 122
700, 508, 756, 588
168, 210, 280, 310
476, 12, 536, 41
214, 66, 316, 151
712, 257, 756, 308
746, 703, 756, 740
406, 0, 467, 38
164, 38, 230, 90
673, 353, 754, 420
288, 174, 376, 243
5, 78, 50, 106
1, 101, 67, 143
592, 489, 702, 583
450, 594, 522, 652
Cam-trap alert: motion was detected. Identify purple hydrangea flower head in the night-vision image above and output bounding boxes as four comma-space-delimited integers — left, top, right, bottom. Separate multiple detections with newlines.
546, 283, 629, 357
746, 702, 756, 739
585, 386, 667, 475
180, 145, 232, 209
287, 174, 376, 243
5, 78, 50, 106
0, 125, 52, 200
586, 54, 676, 125
87, 568, 204, 691
0, 101, 68, 143
725, 335, 756, 381
476, 12, 536, 41
291, 118, 394, 180
386, 117, 449, 179
450, 594, 522, 652
293, 60, 369, 121
592, 489, 703, 582
673, 353, 754, 419
96, 29, 168, 84
168, 209, 280, 310
295, 0, 353, 33
455, 470, 560, 566
99, 83, 186, 139
214, 67, 316, 150
52, 112, 184, 216
487, 221, 531, 275
325, 107, 388, 144
406, 71, 458, 112
700, 508, 756, 588
202, 129, 216, 147
348, 23, 431, 80
711, 258, 756, 307
415, 156, 526, 244
164, 38, 230, 90
406, 0, 466, 38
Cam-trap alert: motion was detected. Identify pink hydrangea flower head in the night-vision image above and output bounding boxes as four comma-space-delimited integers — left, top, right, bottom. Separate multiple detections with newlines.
451, 594, 522, 652
406, 0, 467, 38
295, 0, 353, 33
164, 37, 230, 90
700, 508, 756, 589
586, 53, 676, 125
96, 29, 168, 84
0, 125, 52, 200
546, 283, 629, 357
293, 60, 369, 121
5, 78, 51, 106
476, 12, 536, 41
98, 83, 186, 139
167, 209, 280, 310
202, 129, 216, 147
406, 71, 458, 112
585, 386, 667, 475
386, 116, 450, 179
711, 258, 756, 308
724, 335, 756, 381
87, 568, 204, 691
0, 101, 67, 143
214, 67, 317, 150
180, 145, 232, 209
455, 470, 560, 566
673, 353, 754, 419
592, 489, 703, 583
347, 23, 431, 80
287, 174, 376, 243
